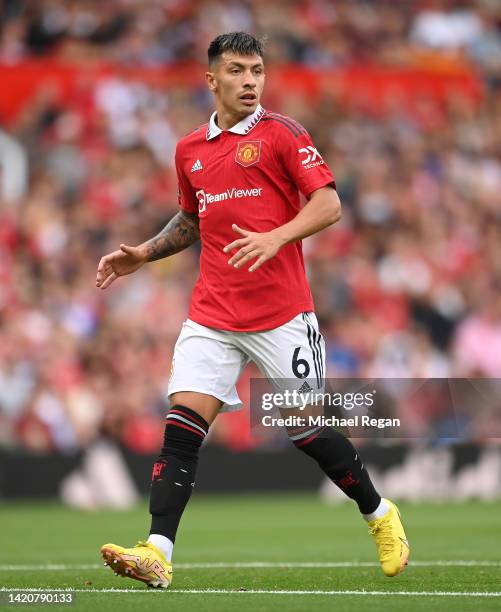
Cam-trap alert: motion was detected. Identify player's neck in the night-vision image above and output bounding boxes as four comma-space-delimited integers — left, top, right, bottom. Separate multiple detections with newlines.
214, 105, 252, 131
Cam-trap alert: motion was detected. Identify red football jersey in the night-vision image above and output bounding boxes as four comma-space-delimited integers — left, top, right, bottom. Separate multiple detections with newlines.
175, 105, 335, 331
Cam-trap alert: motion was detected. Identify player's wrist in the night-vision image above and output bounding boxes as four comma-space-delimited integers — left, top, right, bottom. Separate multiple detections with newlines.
136, 243, 151, 262
270, 227, 290, 248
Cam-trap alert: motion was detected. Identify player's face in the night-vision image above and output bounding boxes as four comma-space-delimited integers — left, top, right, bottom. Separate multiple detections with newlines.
206, 52, 265, 117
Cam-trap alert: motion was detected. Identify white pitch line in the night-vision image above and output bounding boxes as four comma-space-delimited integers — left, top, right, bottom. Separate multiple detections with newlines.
177, 561, 501, 569
0, 587, 500, 597
0, 561, 500, 571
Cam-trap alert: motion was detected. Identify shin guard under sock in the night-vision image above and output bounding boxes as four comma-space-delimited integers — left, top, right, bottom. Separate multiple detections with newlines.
291, 426, 381, 514
149, 405, 209, 542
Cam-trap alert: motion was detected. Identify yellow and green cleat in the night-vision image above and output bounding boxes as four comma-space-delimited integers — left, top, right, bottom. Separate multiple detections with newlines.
100, 540, 173, 588
368, 498, 410, 577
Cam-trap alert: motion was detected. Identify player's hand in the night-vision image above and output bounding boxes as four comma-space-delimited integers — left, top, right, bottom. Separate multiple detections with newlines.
223, 224, 284, 272
96, 244, 147, 290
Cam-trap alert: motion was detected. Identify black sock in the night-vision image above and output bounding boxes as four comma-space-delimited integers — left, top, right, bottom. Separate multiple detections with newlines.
149, 405, 209, 542
290, 425, 381, 514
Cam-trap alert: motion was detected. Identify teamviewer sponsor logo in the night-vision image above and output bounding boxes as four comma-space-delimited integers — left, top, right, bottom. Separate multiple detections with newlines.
195, 187, 263, 214
298, 146, 325, 169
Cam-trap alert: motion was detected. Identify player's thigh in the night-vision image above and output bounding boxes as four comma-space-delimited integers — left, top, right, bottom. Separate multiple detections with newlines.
168, 319, 249, 414
169, 391, 223, 425
243, 311, 326, 394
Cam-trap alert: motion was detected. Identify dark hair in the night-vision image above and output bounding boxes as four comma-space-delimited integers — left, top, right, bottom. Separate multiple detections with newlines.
208, 32, 265, 66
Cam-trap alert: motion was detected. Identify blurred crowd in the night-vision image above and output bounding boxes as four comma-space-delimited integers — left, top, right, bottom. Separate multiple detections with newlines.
1, 0, 501, 80
1, 0, 501, 454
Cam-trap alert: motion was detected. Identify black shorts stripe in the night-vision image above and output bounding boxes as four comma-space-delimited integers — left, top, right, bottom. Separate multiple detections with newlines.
266, 113, 307, 135
302, 313, 321, 388
311, 327, 323, 385
316, 331, 324, 379
261, 116, 301, 137
305, 313, 324, 386
308, 313, 324, 380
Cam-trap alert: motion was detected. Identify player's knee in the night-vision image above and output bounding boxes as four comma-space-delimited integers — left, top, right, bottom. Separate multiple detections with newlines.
287, 425, 325, 453
289, 426, 360, 471
169, 392, 222, 425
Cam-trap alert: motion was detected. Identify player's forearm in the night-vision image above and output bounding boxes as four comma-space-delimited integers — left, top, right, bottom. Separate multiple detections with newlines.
272, 187, 341, 246
140, 211, 200, 262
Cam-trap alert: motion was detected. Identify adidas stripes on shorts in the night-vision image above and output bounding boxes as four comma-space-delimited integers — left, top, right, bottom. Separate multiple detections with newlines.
168, 311, 326, 412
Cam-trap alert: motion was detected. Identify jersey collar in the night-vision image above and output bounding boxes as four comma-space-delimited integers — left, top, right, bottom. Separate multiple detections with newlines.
206, 104, 265, 140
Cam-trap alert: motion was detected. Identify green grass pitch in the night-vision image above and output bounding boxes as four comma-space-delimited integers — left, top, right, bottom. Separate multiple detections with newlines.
1, 494, 500, 611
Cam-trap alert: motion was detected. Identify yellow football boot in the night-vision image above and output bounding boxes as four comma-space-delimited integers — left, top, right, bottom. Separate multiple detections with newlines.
100, 540, 172, 588
368, 498, 410, 577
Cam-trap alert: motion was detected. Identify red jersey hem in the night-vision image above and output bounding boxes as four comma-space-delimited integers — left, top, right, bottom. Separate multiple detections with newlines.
188, 301, 315, 332
304, 178, 337, 198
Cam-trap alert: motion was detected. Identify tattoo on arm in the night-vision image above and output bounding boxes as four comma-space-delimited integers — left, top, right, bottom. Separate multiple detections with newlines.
144, 211, 200, 262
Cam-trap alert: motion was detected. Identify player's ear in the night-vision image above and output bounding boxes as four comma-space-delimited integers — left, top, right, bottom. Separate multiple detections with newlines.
205, 71, 217, 92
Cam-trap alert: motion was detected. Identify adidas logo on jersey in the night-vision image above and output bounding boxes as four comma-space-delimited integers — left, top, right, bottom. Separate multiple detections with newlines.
191, 159, 203, 173
298, 381, 313, 394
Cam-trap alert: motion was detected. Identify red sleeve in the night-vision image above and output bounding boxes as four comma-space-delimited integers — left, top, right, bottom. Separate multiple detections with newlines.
277, 125, 336, 198
175, 143, 198, 214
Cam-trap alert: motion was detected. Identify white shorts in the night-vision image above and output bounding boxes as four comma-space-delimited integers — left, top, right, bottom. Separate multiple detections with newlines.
168, 312, 326, 412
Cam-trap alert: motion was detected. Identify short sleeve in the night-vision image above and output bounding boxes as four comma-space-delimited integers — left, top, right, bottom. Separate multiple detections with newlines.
277, 125, 336, 198
175, 144, 198, 214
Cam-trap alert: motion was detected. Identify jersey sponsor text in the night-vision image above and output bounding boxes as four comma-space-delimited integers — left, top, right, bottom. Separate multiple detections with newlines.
196, 187, 263, 212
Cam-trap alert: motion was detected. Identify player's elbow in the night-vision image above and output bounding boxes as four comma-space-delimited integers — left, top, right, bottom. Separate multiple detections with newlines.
309, 186, 342, 227
325, 189, 342, 226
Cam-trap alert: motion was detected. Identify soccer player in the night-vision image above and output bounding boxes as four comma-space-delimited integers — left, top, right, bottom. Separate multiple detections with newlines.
96, 32, 409, 588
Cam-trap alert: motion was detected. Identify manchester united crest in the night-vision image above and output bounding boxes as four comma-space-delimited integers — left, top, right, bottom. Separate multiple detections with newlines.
235, 141, 261, 167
